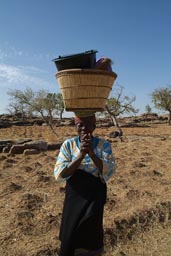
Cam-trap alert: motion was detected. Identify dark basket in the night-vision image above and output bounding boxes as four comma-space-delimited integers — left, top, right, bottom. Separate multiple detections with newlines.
52, 50, 97, 71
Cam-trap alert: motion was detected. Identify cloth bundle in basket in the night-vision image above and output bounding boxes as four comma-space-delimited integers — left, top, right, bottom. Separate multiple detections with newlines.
56, 68, 117, 112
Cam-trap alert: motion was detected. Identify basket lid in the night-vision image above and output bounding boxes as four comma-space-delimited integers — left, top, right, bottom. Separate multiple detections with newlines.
52, 50, 98, 62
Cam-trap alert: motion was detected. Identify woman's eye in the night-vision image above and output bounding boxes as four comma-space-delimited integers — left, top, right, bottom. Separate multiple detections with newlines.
77, 124, 83, 128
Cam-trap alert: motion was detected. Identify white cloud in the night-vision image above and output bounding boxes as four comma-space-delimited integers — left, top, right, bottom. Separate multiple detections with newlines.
18, 65, 49, 74
0, 44, 22, 61
0, 49, 8, 61
0, 44, 58, 114
0, 64, 52, 88
0, 43, 51, 63
0, 64, 23, 83
0, 63, 57, 114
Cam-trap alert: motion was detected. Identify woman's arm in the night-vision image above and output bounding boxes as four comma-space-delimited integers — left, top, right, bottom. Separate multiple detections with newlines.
60, 135, 90, 178
89, 150, 103, 174
60, 151, 85, 178
61, 134, 104, 178
101, 140, 116, 181
83, 133, 103, 174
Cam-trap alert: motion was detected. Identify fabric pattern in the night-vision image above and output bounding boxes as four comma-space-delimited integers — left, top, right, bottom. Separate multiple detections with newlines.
54, 136, 116, 182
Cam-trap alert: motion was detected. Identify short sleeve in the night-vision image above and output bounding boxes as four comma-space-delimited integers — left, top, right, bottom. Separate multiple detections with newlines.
101, 140, 116, 181
54, 140, 72, 182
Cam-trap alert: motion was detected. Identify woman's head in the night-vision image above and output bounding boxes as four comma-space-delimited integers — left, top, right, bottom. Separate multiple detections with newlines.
74, 114, 96, 136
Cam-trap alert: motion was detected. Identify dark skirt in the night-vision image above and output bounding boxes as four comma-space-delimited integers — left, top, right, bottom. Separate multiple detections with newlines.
59, 169, 107, 256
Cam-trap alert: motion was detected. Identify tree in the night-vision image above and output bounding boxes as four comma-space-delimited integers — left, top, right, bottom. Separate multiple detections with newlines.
145, 104, 152, 113
7, 87, 65, 135
105, 85, 139, 128
31, 91, 64, 122
151, 86, 171, 125
7, 87, 35, 118
49, 93, 64, 120
7, 101, 26, 118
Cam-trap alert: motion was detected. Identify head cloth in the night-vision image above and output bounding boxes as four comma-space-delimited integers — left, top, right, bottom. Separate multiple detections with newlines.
74, 111, 96, 125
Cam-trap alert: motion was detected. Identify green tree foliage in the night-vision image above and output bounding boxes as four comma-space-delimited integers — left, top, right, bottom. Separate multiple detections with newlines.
7, 87, 64, 135
145, 104, 152, 113
151, 86, 171, 125
7, 87, 35, 118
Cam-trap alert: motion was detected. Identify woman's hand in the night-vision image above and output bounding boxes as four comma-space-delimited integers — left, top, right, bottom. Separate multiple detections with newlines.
80, 133, 103, 175
80, 133, 93, 154
81, 133, 103, 174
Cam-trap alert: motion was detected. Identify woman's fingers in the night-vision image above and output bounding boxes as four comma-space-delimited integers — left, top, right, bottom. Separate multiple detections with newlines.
80, 133, 93, 154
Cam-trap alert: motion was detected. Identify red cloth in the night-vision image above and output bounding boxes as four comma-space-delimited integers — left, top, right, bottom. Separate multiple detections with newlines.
74, 115, 96, 125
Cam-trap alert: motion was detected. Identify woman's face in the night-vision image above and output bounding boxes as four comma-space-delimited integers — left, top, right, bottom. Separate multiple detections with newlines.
75, 121, 95, 137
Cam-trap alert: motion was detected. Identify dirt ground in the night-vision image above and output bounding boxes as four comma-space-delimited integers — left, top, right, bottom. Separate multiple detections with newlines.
0, 122, 171, 255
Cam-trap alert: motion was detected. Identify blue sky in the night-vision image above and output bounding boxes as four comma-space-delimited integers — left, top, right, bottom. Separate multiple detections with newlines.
0, 0, 171, 116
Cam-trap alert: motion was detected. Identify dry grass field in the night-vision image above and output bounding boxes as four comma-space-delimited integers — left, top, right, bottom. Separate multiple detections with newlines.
0, 120, 171, 256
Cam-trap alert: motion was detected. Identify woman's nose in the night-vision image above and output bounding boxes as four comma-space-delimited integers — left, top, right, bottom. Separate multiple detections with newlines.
81, 124, 89, 131
81, 125, 86, 130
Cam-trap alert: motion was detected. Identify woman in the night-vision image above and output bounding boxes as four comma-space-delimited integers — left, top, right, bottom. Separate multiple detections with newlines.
54, 114, 116, 256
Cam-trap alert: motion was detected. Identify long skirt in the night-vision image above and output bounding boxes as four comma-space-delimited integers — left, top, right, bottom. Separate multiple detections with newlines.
59, 169, 107, 256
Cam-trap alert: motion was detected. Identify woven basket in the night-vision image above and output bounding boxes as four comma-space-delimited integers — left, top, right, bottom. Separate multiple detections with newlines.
56, 69, 117, 111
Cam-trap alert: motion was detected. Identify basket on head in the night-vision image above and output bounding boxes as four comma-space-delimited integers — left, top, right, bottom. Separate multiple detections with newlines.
56, 69, 117, 111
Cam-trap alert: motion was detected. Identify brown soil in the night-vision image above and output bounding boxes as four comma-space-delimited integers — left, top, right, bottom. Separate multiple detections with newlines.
0, 122, 171, 255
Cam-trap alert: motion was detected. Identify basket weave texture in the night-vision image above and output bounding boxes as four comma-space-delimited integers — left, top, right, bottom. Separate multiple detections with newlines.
56, 69, 117, 111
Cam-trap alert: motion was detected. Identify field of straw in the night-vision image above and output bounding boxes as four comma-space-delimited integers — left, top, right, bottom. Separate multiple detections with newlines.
0, 120, 171, 256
